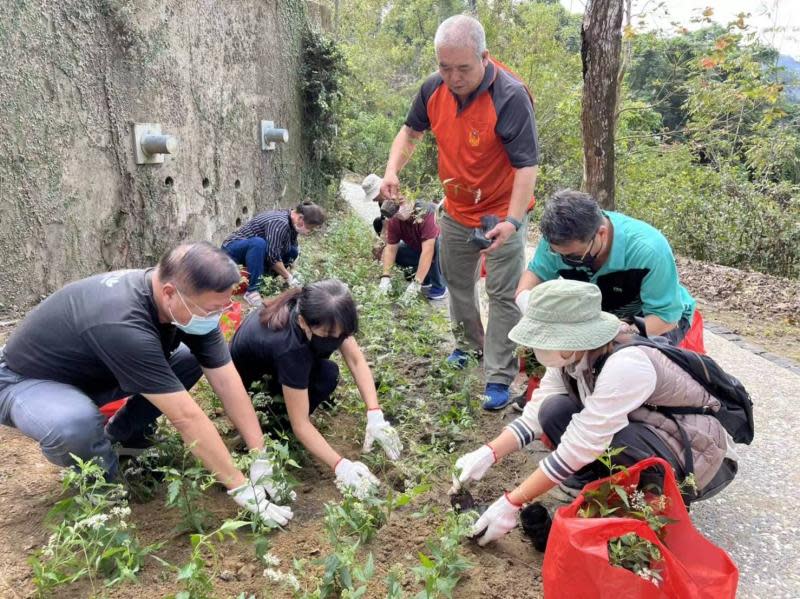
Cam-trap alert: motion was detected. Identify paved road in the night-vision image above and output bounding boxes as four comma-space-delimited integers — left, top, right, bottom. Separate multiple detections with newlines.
341, 179, 800, 598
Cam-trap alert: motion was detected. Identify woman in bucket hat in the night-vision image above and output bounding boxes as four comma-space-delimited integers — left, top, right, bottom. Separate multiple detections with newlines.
451, 279, 737, 546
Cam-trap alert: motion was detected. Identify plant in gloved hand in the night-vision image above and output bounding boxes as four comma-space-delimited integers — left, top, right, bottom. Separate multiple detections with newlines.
30, 456, 158, 596
236, 435, 301, 506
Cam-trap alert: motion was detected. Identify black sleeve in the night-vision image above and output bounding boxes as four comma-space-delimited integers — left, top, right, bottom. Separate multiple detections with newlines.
493, 76, 539, 168
404, 74, 443, 132
81, 324, 184, 395
179, 328, 232, 369
275, 348, 313, 390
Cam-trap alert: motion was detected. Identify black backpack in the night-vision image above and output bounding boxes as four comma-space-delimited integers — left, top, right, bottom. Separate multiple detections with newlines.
607, 336, 755, 446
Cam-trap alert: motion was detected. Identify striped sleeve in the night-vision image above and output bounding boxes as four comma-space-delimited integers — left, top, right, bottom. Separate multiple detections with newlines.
504, 367, 566, 448
539, 347, 657, 484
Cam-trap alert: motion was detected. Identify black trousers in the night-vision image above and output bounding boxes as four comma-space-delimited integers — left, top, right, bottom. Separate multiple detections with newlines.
103, 344, 203, 444
264, 359, 340, 415
538, 393, 684, 487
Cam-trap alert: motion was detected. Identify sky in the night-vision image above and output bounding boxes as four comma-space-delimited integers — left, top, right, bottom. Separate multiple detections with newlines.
560, 0, 800, 59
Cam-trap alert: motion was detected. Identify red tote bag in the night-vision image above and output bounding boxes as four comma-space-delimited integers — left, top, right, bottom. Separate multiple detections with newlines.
542, 457, 737, 599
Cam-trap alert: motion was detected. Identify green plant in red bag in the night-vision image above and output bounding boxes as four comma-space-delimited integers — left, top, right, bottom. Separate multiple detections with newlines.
542, 456, 739, 599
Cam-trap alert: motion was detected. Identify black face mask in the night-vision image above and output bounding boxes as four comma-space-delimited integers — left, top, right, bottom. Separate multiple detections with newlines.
309, 334, 345, 356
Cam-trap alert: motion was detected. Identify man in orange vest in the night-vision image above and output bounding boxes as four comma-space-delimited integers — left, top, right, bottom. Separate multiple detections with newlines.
381, 14, 539, 410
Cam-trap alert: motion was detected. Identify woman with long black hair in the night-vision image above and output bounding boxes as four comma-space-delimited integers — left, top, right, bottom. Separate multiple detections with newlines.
230, 279, 402, 497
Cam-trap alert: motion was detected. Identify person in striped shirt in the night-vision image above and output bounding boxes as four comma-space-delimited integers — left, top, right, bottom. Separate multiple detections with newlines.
222, 201, 326, 306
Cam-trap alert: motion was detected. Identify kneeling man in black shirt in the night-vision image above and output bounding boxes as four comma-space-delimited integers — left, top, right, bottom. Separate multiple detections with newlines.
0, 242, 292, 527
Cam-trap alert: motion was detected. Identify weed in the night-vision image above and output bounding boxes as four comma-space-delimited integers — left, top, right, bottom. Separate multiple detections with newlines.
30, 456, 157, 596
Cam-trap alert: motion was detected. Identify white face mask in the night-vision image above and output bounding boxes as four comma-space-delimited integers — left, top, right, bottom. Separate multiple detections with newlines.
534, 348, 578, 368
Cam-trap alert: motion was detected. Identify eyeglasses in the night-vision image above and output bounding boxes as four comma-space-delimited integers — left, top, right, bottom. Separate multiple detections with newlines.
176, 288, 234, 318
547, 233, 597, 267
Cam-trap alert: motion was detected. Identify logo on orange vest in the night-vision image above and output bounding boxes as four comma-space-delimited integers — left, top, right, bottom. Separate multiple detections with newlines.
468, 128, 480, 147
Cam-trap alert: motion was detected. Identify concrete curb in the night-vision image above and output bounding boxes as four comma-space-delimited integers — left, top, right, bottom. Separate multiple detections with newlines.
704, 321, 800, 376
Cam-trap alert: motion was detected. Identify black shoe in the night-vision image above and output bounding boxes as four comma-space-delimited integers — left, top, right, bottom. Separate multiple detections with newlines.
511, 392, 527, 412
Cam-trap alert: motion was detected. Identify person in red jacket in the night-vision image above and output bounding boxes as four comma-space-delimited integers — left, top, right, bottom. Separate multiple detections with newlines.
381, 15, 539, 410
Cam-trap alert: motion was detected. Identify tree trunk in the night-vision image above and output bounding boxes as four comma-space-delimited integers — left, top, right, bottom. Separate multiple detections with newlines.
581, 0, 624, 210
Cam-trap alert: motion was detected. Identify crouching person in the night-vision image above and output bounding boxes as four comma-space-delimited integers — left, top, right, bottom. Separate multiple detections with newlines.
0, 243, 292, 527
230, 279, 402, 497
451, 279, 737, 546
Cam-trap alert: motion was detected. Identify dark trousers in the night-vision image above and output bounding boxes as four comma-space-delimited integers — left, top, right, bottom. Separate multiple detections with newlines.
223, 238, 268, 292
260, 359, 340, 416
538, 393, 684, 486
657, 316, 691, 346
103, 344, 203, 444
395, 238, 446, 289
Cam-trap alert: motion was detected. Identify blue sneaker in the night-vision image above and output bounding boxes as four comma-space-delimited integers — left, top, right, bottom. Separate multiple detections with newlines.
446, 348, 470, 369
425, 286, 449, 301
482, 383, 511, 411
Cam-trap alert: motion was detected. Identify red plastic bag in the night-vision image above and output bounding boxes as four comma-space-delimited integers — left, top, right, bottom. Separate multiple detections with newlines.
220, 302, 243, 340
232, 268, 250, 297
99, 397, 128, 423
543, 457, 738, 599
677, 309, 705, 354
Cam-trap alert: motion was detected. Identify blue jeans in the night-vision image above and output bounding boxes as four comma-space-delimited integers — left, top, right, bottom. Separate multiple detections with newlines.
395, 238, 446, 289
283, 245, 299, 267
223, 238, 268, 293
0, 345, 202, 480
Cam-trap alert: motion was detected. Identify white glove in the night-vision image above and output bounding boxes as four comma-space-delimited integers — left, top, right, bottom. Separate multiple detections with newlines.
287, 275, 302, 288
228, 482, 293, 527
334, 458, 379, 499
449, 444, 496, 493
515, 289, 531, 314
472, 493, 521, 546
249, 456, 297, 502
378, 276, 392, 293
363, 409, 402, 460
401, 280, 421, 304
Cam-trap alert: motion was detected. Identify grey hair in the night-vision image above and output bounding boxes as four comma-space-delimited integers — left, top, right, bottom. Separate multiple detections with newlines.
434, 15, 486, 59
539, 190, 605, 245
158, 241, 240, 293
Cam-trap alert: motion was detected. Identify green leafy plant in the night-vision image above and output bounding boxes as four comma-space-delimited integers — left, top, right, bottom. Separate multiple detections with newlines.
158, 443, 216, 533
155, 519, 249, 599
29, 456, 157, 596
608, 532, 664, 587
411, 511, 476, 599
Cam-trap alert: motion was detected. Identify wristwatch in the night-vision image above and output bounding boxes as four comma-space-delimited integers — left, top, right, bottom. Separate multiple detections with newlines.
505, 216, 523, 231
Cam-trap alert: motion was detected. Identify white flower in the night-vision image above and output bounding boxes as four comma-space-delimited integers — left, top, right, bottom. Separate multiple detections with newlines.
111, 506, 132, 519
637, 567, 661, 586
77, 514, 109, 530
284, 572, 300, 591
263, 568, 283, 582
262, 552, 281, 567
631, 490, 647, 512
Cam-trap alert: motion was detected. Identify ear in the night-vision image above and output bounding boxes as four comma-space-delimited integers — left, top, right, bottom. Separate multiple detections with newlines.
481, 50, 489, 67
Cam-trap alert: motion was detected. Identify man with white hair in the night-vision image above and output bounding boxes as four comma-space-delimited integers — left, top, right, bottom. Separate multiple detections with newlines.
381, 15, 539, 410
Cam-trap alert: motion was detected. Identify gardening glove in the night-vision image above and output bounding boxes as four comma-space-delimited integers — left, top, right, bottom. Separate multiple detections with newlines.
228, 482, 293, 527
472, 493, 521, 547
515, 289, 531, 314
334, 458, 379, 498
400, 280, 421, 304
449, 444, 496, 494
378, 276, 392, 293
362, 409, 402, 460
249, 455, 297, 502
287, 275, 302, 288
